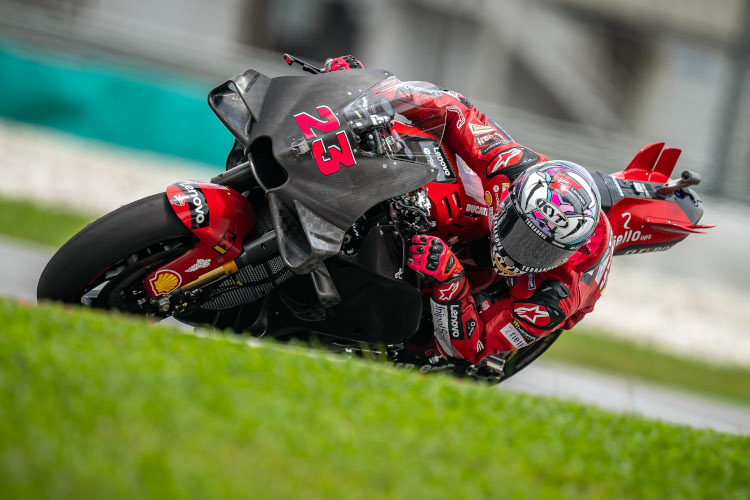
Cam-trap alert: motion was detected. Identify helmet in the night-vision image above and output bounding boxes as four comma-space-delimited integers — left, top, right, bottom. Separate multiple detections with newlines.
491, 161, 601, 276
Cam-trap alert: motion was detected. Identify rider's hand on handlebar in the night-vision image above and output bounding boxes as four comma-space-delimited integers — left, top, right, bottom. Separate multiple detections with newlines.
324, 55, 364, 72
408, 235, 464, 283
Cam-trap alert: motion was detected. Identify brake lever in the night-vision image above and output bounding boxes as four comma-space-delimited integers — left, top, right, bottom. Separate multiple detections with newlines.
283, 53, 324, 74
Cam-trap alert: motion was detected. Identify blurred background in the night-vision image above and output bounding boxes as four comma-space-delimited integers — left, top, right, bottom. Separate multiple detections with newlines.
0, 0, 749, 366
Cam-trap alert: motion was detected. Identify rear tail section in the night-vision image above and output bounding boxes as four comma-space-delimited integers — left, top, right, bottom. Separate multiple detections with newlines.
592, 143, 713, 256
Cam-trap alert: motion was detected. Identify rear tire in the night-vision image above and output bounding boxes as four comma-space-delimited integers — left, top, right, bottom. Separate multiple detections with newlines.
497, 329, 562, 382
37, 194, 195, 306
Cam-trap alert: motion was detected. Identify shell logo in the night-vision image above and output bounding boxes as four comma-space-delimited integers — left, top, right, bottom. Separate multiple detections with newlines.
149, 270, 182, 295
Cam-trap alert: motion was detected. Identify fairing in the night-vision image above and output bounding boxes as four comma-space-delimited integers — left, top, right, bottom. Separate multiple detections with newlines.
143, 182, 256, 298
600, 143, 712, 255
237, 70, 468, 273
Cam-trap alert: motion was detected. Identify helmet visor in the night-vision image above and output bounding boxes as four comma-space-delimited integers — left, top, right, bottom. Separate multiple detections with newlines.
493, 197, 576, 273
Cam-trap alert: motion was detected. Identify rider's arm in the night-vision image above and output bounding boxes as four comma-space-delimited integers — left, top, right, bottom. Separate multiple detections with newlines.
388, 86, 547, 182
324, 55, 546, 180
435, 277, 577, 364
407, 234, 579, 364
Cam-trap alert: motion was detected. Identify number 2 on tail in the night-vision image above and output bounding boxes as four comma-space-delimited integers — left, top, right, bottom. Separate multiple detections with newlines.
294, 105, 356, 176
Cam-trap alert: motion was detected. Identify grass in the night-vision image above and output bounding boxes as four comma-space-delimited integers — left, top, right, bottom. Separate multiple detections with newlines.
2, 193, 749, 408
545, 328, 750, 406
0, 196, 94, 247
1, 298, 749, 499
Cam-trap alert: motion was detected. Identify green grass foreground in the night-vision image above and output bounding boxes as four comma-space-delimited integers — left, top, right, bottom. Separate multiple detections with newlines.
1, 299, 748, 499
3, 194, 750, 408
546, 329, 750, 406
0, 196, 94, 247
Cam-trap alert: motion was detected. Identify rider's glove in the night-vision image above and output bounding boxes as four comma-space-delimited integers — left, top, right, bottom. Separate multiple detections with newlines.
408, 235, 469, 303
324, 55, 364, 72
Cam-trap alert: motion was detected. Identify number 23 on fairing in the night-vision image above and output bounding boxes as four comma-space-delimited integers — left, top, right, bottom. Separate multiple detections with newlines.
294, 105, 357, 176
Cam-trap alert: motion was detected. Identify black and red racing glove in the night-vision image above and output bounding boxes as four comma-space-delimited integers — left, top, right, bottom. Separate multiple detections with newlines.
408, 235, 468, 303
324, 55, 364, 72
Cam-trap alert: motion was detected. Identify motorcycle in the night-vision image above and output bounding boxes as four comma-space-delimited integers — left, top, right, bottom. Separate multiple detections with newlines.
37, 54, 712, 382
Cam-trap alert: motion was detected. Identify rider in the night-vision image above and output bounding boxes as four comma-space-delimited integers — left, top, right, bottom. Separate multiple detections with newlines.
325, 56, 614, 365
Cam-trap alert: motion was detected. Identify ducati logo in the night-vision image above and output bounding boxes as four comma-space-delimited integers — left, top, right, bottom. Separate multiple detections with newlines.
170, 194, 186, 206
488, 148, 523, 175
514, 304, 550, 326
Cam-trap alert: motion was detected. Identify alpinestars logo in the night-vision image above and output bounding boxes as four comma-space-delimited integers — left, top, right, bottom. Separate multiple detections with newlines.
487, 148, 523, 176
514, 304, 550, 326
437, 280, 461, 301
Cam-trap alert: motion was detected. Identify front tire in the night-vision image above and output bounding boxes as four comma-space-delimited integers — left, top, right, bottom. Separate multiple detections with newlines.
37, 194, 196, 308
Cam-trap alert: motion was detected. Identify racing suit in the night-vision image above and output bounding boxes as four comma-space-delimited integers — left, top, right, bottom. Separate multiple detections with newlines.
327, 57, 614, 364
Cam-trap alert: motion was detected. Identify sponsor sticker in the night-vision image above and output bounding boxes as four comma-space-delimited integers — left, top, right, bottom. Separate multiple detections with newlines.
512, 319, 538, 344
420, 141, 454, 180
213, 229, 237, 255
622, 246, 670, 255
499, 322, 529, 349
480, 140, 511, 156
466, 319, 477, 339
615, 229, 652, 248
448, 304, 465, 340
177, 182, 210, 229
431, 301, 461, 358
470, 123, 496, 135
485, 191, 492, 206
487, 148, 523, 176
465, 204, 488, 216
475, 133, 500, 147
514, 302, 551, 327
436, 280, 462, 302
535, 198, 569, 227
186, 258, 212, 273
149, 269, 182, 295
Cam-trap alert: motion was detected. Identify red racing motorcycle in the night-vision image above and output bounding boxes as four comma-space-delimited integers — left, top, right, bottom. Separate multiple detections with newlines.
38, 55, 711, 382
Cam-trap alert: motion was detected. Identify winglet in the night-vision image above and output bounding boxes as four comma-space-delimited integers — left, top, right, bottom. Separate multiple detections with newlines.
653, 147, 682, 181
625, 142, 665, 173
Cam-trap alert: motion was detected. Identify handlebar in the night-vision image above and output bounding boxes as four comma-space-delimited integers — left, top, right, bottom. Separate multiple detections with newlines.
283, 53, 324, 74
655, 170, 702, 197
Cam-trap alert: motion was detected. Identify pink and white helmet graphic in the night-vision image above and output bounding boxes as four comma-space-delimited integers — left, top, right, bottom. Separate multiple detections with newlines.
490, 161, 601, 275
515, 162, 600, 249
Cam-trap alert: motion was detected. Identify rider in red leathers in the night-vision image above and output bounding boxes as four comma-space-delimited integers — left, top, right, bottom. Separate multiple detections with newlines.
325, 56, 613, 365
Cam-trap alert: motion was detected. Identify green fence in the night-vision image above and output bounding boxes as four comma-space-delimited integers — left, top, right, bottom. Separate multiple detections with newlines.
0, 41, 232, 167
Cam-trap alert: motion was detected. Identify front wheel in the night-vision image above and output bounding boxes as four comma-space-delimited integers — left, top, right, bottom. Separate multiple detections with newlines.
37, 194, 197, 313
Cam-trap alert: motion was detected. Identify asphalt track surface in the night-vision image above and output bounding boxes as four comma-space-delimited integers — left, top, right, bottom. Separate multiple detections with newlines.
4, 236, 749, 435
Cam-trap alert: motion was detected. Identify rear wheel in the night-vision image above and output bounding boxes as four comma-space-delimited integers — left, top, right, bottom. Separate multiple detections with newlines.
37, 194, 197, 312
495, 329, 562, 382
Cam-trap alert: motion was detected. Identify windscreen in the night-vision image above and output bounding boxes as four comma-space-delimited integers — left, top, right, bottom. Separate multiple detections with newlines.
342, 76, 448, 162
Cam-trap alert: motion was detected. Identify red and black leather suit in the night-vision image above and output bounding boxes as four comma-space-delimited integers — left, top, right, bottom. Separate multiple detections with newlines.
327, 57, 613, 364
